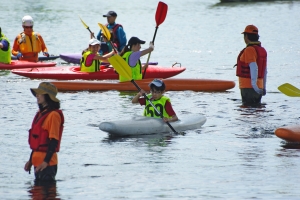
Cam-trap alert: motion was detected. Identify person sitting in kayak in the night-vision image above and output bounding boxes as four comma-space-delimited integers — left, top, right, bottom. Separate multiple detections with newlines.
132, 79, 178, 123
80, 38, 115, 72
119, 36, 154, 82
0, 27, 11, 64
12, 15, 49, 62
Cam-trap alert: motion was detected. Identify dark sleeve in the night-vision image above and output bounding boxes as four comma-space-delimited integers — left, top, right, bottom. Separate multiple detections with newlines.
1, 40, 9, 51
44, 139, 58, 163
138, 97, 146, 105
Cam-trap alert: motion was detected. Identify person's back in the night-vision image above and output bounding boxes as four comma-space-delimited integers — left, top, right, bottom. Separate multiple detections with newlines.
0, 28, 11, 64
12, 15, 49, 62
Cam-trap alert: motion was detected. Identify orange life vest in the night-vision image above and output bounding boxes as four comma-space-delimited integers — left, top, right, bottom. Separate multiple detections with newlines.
236, 44, 267, 78
28, 110, 64, 152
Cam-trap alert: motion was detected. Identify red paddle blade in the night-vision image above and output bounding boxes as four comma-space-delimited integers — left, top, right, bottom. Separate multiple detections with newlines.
155, 1, 168, 26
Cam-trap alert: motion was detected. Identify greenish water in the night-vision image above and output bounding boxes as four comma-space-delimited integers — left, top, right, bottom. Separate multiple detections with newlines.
1, 0, 300, 199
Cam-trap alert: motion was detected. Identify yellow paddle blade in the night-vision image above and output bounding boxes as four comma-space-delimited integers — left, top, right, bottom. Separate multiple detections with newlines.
108, 55, 132, 80
79, 16, 89, 29
98, 23, 111, 41
278, 83, 300, 97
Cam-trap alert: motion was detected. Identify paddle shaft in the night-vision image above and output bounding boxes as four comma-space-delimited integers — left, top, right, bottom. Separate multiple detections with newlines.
143, 2, 168, 79
145, 26, 159, 64
130, 80, 178, 134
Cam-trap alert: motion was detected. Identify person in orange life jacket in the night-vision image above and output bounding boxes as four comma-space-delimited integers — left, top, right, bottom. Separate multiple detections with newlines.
24, 82, 64, 182
236, 25, 267, 106
80, 38, 115, 72
97, 11, 127, 53
12, 15, 49, 62
0, 27, 11, 64
132, 79, 178, 123
119, 37, 154, 82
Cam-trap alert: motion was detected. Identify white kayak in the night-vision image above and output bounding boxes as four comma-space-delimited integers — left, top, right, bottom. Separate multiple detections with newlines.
99, 113, 206, 136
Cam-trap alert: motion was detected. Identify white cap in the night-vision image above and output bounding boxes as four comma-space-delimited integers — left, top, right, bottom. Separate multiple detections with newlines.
22, 15, 34, 26
89, 38, 101, 45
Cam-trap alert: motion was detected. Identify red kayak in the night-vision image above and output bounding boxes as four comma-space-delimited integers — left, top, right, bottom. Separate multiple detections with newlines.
0, 60, 56, 70
11, 65, 186, 80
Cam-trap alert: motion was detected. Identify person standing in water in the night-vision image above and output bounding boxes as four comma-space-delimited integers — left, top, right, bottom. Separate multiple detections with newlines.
236, 25, 267, 106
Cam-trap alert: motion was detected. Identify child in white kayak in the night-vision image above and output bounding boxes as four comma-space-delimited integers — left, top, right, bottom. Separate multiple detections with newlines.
132, 79, 178, 123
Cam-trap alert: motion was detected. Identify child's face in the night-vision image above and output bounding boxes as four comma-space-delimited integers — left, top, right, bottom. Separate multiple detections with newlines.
150, 89, 164, 100
90, 44, 100, 53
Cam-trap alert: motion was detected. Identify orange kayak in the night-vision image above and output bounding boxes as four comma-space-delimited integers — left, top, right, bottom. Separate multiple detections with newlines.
275, 125, 300, 142
51, 78, 235, 92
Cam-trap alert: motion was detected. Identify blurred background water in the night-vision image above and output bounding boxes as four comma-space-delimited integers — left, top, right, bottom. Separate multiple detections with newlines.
1, 0, 300, 199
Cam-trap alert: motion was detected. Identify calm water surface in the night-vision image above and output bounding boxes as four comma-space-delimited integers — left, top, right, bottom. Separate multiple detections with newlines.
1, 0, 300, 199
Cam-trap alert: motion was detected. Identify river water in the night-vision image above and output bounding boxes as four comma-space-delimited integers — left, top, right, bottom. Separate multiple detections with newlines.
1, 0, 300, 199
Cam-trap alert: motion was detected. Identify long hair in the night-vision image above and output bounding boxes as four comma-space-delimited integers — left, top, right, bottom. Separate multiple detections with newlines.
38, 94, 60, 111
120, 44, 132, 57
245, 33, 260, 42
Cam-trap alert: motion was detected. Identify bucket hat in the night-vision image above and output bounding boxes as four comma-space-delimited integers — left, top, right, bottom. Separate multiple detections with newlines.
30, 82, 60, 102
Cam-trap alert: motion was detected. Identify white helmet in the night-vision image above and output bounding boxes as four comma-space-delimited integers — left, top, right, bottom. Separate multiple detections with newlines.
22, 15, 34, 26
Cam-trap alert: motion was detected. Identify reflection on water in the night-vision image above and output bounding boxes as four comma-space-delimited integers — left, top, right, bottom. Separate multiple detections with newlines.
0, 70, 10, 76
27, 180, 59, 199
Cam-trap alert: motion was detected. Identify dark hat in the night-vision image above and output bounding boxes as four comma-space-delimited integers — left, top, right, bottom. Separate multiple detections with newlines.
149, 79, 164, 87
128, 37, 145, 45
103, 11, 117, 17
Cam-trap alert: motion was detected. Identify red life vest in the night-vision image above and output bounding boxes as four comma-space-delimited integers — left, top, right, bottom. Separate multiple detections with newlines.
236, 44, 267, 78
28, 110, 64, 152
106, 23, 122, 49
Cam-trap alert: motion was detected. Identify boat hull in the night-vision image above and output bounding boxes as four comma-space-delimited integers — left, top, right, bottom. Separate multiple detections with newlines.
0, 60, 56, 70
275, 125, 300, 142
11, 65, 185, 80
99, 113, 206, 136
11, 55, 59, 61
51, 78, 235, 92
60, 53, 158, 65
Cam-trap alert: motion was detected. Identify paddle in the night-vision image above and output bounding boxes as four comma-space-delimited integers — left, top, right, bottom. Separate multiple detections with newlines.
108, 54, 178, 134
143, 1, 168, 79
79, 16, 95, 38
98, 23, 119, 54
278, 83, 300, 97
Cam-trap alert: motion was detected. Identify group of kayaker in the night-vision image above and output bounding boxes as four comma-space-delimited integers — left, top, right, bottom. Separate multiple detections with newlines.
0, 10, 267, 183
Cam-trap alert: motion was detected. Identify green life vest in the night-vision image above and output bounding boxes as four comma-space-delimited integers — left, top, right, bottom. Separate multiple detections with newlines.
0, 33, 11, 64
143, 94, 172, 119
80, 51, 100, 72
119, 51, 142, 82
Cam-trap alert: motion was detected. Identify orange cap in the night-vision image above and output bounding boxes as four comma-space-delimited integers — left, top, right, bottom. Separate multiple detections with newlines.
241, 25, 258, 34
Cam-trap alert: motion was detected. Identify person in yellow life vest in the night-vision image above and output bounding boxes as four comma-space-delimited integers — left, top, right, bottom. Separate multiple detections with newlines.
236, 25, 267, 106
0, 27, 11, 64
119, 36, 154, 82
12, 15, 49, 62
24, 82, 64, 182
80, 38, 115, 72
132, 79, 178, 123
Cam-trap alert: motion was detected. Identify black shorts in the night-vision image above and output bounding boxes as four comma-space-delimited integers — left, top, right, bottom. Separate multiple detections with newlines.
240, 88, 262, 106
34, 165, 57, 182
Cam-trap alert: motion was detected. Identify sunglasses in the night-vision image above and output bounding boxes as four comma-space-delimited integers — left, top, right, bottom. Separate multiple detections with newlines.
23, 26, 33, 29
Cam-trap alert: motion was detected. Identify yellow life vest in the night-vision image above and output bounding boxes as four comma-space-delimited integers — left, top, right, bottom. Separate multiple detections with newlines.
0, 33, 11, 64
143, 94, 172, 119
18, 32, 42, 53
80, 51, 101, 72
119, 51, 142, 82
